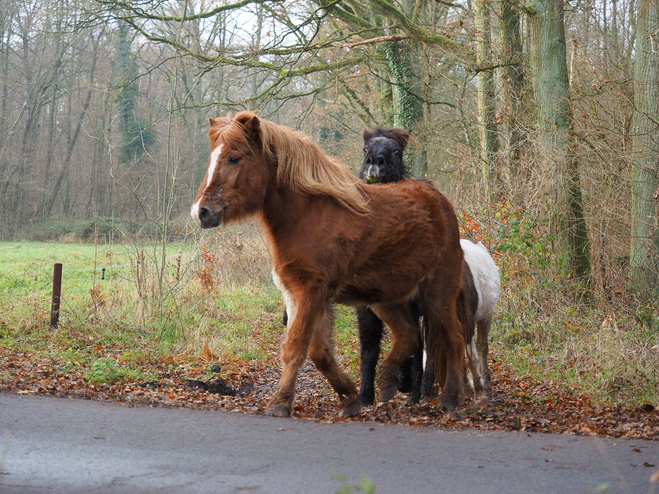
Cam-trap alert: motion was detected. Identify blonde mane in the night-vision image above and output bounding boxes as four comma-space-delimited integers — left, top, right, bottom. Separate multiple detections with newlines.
210, 112, 371, 216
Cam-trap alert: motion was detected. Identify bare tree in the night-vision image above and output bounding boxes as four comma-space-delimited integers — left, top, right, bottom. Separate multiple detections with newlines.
527, 0, 591, 283
630, 0, 659, 295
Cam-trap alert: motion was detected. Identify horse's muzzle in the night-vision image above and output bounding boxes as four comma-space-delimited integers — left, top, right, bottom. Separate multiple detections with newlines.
191, 201, 222, 228
198, 206, 222, 228
365, 164, 381, 183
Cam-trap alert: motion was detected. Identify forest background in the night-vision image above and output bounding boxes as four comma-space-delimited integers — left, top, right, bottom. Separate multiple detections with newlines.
0, 0, 658, 412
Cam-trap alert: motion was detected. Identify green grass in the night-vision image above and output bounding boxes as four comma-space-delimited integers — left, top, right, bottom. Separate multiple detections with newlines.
0, 236, 285, 381
0, 235, 368, 389
0, 241, 133, 321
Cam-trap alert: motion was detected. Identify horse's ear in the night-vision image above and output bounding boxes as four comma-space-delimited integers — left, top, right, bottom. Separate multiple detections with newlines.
389, 128, 412, 149
209, 117, 216, 126
235, 113, 261, 141
363, 129, 374, 144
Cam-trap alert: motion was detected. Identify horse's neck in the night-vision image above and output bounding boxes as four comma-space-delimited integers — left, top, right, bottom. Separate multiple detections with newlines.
258, 185, 312, 254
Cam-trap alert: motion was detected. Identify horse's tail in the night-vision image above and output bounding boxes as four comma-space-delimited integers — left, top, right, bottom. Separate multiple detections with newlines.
425, 285, 466, 402
459, 262, 478, 376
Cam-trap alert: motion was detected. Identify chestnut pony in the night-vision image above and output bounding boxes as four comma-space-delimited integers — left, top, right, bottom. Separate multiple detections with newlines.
359, 127, 501, 402
191, 112, 465, 417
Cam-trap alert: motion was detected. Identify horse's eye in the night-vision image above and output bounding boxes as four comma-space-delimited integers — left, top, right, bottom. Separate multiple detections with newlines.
227, 156, 242, 165
363, 147, 368, 153
394, 150, 400, 156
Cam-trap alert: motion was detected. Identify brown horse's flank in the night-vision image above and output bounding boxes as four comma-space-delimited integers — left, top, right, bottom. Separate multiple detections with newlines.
192, 111, 465, 416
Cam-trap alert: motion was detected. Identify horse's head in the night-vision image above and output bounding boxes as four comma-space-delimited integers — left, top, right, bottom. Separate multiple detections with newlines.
191, 112, 272, 228
360, 127, 411, 184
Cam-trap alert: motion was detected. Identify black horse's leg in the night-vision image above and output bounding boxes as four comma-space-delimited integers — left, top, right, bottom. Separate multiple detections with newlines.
370, 302, 422, 403
357, 306, 383, 405
421, 359, 435, 398
408, 344, 423, 403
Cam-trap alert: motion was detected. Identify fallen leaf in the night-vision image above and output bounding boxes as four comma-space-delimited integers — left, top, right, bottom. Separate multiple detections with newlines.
200, 340, 218, 363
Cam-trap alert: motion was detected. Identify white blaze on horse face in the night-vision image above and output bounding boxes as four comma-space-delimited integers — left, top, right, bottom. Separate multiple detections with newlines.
191, 144, 224, 221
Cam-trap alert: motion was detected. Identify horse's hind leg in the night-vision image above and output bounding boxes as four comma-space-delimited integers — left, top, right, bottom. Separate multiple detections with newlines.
422, 282, 465, 410
357, 306, 383, 406
309, 306, 360, 417
370, 302, 421, 403
465, 337, 478, 398
421, 357, 436, 398
475, 317, 493, 399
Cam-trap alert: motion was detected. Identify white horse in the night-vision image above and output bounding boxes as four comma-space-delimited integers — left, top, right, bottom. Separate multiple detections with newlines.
461, 238, 501, 399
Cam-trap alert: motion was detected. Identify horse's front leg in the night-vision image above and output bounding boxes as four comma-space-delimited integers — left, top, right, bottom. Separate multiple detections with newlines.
370, 302, 421, 403
309, 305, 360, 417
265, 299, 321, 417
356, 306, 383, 405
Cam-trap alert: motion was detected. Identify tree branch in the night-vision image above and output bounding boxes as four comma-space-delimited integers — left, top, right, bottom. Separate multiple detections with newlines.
343, 34, 410, 48
365, 0, 476, 67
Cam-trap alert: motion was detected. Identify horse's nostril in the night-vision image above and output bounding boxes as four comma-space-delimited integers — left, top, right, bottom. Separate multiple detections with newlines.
198, 206, 211, 223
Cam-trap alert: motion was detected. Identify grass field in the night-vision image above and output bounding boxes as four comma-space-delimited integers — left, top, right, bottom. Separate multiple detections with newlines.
1, 221, 658, 408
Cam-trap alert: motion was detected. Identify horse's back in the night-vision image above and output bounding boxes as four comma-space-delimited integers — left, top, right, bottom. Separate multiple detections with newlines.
330, 180, 462, 304
361, 180, 461, 251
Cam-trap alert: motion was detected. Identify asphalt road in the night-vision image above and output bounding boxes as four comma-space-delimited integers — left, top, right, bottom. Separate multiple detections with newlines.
1, 393, 657, 494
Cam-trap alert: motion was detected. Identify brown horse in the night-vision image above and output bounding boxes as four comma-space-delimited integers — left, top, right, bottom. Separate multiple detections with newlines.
191, 111, 465, 417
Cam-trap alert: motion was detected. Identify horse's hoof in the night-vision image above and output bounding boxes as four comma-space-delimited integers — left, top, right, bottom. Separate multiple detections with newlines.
359, 394, 375, 406
340, 401, 361, 418
474, 393, 489, 404
436, 392, 460, 411
408, 392, 421, 404
379, 385, 397, 403
473, 384, 490, 403
265, 405, 291, 417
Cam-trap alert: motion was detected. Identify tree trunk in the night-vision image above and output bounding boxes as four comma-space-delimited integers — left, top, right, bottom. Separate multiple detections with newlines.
384, 39, 425, 175
500, 0, 525, 177
475, 0, 499, 199
629, 0, 659, 295
527, 0, 591, 283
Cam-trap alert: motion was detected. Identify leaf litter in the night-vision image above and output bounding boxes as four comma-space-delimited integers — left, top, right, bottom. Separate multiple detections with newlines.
1, 335, 657, 441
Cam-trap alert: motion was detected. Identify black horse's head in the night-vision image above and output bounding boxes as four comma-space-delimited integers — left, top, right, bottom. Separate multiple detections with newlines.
359, 127, 412, 184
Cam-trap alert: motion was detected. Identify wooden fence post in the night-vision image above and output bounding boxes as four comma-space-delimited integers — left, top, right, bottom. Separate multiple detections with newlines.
50, 263, 62, 328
